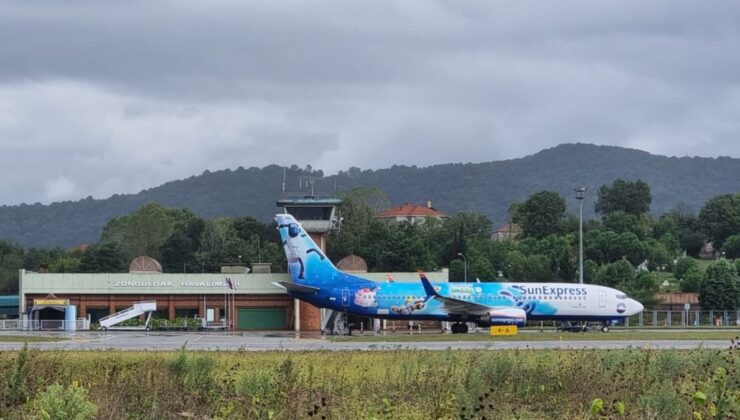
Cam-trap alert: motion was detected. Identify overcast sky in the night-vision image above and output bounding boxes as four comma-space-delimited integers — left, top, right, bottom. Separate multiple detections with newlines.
1, 1, 739, 205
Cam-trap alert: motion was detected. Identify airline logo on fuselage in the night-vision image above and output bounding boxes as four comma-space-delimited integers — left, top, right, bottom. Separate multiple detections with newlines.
512, 285, 588, 297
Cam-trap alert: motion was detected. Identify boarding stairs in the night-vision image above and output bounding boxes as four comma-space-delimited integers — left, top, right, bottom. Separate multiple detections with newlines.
99, 301, 157, 331
321, 309, 349, 335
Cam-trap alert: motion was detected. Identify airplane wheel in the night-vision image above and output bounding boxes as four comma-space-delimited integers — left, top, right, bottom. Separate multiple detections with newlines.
601, 325, 609, 333
460, 323, 469, 334
101, 327, 108, 331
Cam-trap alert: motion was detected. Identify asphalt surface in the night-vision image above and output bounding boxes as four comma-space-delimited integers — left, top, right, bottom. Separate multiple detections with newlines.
0, 331, 733, 351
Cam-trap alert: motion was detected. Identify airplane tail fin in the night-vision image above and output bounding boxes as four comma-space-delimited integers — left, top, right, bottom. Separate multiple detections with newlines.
276, 213, 339, 285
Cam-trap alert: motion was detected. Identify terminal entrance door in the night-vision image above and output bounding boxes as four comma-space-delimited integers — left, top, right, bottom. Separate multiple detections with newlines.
236, 308, 287, 330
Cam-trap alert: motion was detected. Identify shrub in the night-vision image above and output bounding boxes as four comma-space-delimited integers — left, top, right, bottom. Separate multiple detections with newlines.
28, 382, 97, 420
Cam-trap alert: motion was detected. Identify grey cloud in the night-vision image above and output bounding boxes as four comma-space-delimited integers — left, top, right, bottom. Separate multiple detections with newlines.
1, 1, 740, 204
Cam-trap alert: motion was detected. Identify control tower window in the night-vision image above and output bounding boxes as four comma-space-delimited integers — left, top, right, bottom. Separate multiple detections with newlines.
288, 207, 331, 220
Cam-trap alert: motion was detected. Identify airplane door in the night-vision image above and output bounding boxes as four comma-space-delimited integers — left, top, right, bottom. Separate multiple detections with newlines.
341, 289, 350, 307
598, 291, 607, 308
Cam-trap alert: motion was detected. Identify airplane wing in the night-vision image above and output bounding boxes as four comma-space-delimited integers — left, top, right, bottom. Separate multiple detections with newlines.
419, 273, 492, 316
272, 281, 320, 295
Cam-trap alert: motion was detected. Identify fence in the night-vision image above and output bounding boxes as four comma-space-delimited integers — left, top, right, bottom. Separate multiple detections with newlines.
624, 310, 740, 327
0, 319, 90, 331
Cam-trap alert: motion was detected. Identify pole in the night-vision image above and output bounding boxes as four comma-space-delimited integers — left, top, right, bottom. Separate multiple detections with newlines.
458, 253, 467, 282
579, 197, 584, 284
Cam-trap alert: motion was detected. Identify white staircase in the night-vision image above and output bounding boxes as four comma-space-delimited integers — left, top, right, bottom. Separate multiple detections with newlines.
321, 309, 348, 335
99, 301, 157, 330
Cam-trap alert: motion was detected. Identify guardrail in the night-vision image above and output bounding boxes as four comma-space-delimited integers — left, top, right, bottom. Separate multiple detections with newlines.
625, 310, 740, 327
0, 319, 90, 331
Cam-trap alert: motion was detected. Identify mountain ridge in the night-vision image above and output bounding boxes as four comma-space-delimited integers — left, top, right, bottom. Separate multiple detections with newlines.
2, 143, 740, 247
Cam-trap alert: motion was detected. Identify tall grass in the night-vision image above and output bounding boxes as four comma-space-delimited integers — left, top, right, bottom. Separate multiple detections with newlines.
0, 348, 737, 419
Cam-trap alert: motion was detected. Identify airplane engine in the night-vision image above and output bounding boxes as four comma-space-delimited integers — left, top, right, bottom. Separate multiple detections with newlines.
486, 307, 527, 327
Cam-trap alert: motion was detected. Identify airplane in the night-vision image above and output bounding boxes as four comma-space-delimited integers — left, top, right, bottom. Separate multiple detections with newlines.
273, 213, 644, 334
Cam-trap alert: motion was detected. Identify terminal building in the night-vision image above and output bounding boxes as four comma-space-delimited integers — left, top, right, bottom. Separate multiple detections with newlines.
14, 195, 449, 331
17, 268, 448, 331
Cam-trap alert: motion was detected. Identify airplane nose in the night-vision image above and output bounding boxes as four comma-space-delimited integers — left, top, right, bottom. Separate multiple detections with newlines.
631, 299, 644, 314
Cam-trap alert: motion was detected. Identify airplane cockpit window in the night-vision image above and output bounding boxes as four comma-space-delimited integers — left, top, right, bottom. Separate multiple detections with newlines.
616, 294, 627, 300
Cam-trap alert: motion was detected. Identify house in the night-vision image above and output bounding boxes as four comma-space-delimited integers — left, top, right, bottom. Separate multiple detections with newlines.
374, 201, 446, 225
491, 223, 522, 241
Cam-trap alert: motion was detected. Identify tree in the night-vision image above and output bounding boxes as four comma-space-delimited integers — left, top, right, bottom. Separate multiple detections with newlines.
674, 257, 699, 281
101, 203, 199, 261
698, 193, 740, 249
583, 259, 600, 284
511, 191, 566, 239
680, 267, 703, 293
595, 259, 635, 288
328, 189, 390, 262
618, 271, 659, 309
722, 234, 740, 259
699, 259, 740, 310
602, 212, 652, 240
0, 241, 24, 293
79, 243, 127, 273
595, 178, 651, 216
196, 218, 241, 272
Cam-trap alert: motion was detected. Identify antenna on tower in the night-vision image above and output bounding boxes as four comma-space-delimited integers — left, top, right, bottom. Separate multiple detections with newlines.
282, 167, 286, 193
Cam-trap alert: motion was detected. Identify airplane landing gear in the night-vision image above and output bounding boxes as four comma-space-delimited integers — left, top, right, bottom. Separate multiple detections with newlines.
601, 324, 610, 333
451, 323, 469, 334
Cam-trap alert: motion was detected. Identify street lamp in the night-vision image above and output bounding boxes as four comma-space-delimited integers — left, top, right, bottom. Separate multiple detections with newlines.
574, 186, 587, 284
238, 255, 242, 265
457, 252, 467, 283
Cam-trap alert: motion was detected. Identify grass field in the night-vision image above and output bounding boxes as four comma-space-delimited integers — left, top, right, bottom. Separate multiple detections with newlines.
1, 346, 739, 419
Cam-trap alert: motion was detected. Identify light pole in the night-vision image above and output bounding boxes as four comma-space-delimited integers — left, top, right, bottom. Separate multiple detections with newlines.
574, 186, 587, 284
457, 252, 467, 283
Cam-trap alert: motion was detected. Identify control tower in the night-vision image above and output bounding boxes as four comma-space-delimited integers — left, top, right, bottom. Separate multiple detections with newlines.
277, 195, 341, 331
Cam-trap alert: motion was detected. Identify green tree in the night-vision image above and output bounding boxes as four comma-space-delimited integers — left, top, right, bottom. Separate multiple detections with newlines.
48, 256, 82, 273
699, 259, 740, 310
583, 259, 600, 284
195, 218, 241, 272
595, 178, 652, 216
504, 250, 551, 282
101, 203, 199, 261
722, 234, 740, 259
596, 259, 635, 288
699, 193, 740, 249
511, 191, 566, 239
680, 267, 703, 293
618, 271, 659, 309
0, 241, 24, 293
674, 257, 699, 281
602, 211, 651, 239
371, 222, 436, 272
328, 189, 390, 262
79, 243, 127, 273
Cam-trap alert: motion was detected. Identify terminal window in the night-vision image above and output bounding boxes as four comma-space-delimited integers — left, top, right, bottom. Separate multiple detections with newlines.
287, 207, 331, 220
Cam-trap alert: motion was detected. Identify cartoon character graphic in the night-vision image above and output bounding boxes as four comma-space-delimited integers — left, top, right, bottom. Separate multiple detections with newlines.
616, 302, 627, 314
281, 221, 326, 281
391, 295, 427, 314
354, 287, 378, 307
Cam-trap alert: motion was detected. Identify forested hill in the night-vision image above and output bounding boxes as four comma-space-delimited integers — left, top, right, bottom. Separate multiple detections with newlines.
3, 143, 740, 248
